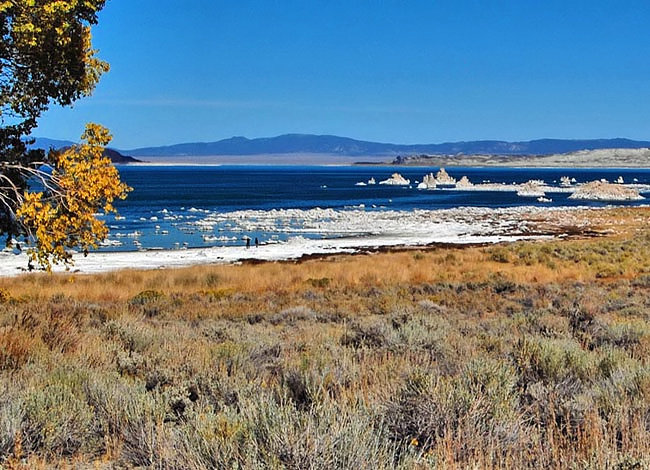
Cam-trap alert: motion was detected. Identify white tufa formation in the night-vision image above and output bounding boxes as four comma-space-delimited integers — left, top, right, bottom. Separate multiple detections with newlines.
379, 173, 410, 185
569, 181, 644, 201
516, 180, 547, 197
435, 168, 457, 186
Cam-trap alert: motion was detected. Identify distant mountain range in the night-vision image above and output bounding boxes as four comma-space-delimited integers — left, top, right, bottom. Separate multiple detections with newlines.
29, 134, 650, 160
28, 138, 141, 164
125, 134, 650, 157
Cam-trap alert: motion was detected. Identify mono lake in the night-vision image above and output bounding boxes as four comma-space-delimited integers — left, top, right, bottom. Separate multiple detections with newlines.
97, 165, 650, 252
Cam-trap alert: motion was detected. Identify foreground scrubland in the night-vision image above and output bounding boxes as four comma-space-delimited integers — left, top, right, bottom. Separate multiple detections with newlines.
1, 208, 650, 469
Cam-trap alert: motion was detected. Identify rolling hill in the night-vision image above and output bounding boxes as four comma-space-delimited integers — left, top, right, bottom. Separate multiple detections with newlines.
125, 134, 650, 157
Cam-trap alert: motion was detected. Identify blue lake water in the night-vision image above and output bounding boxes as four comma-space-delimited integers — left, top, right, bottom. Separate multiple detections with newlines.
103, 165, 650, 251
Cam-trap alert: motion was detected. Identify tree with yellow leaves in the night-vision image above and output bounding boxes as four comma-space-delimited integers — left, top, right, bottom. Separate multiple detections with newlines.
0, 0, 130, 270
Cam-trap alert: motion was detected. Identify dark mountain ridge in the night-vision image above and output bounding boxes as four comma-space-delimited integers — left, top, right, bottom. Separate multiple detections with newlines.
125, 134, 650, 157
28, 137, 141, 164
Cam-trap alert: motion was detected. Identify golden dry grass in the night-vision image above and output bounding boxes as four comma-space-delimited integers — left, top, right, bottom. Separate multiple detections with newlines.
0, 207, 650, 468
0, 235, 638, 302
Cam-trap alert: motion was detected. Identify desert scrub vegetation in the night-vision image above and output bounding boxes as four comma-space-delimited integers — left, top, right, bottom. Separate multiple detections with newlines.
0, 209, 649, 468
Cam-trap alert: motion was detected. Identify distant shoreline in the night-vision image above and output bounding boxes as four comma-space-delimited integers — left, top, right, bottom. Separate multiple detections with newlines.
120, 147, 650, 168
118, 153, 390, 166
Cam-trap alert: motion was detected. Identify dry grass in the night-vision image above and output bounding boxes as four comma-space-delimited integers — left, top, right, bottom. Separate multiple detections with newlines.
0, 207, 650, 468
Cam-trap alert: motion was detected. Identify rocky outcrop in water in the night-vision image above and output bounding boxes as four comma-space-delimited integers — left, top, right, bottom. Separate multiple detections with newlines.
379, 173, 410, 185
569, 181, 644, 201
417, 168, 461, 189
456, 176, 473, 188
435, 168, 456, 186
516, 180, 547, 197
417, 173, 437, 189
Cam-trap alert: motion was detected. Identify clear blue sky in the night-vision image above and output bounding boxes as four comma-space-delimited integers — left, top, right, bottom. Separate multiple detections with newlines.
34, 0, 650, 149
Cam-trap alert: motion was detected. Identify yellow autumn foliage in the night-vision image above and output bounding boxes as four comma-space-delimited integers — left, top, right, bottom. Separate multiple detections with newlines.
17, 124, 131, 270
0, 0, 114, 266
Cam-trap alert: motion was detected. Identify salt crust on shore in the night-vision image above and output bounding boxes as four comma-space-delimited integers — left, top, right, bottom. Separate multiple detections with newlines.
0, 206, 562, 277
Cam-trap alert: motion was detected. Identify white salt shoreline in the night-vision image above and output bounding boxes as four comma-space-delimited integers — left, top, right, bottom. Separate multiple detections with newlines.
0, 233, 542, 277
0, 205, 572, 277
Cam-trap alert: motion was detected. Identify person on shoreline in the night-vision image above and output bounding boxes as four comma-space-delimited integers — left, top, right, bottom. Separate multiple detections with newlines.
246, 237, 250, 249
255, 237, 259, 248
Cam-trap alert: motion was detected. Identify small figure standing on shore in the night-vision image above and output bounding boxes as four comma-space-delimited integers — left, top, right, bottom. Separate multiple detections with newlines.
255, 237, 259, 248
246, 237, 251, 249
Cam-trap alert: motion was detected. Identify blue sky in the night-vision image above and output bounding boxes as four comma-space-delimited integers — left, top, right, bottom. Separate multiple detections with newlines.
34, 1, 650, 149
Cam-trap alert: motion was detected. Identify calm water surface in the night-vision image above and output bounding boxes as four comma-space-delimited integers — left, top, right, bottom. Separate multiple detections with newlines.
102, 165, 650, 251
